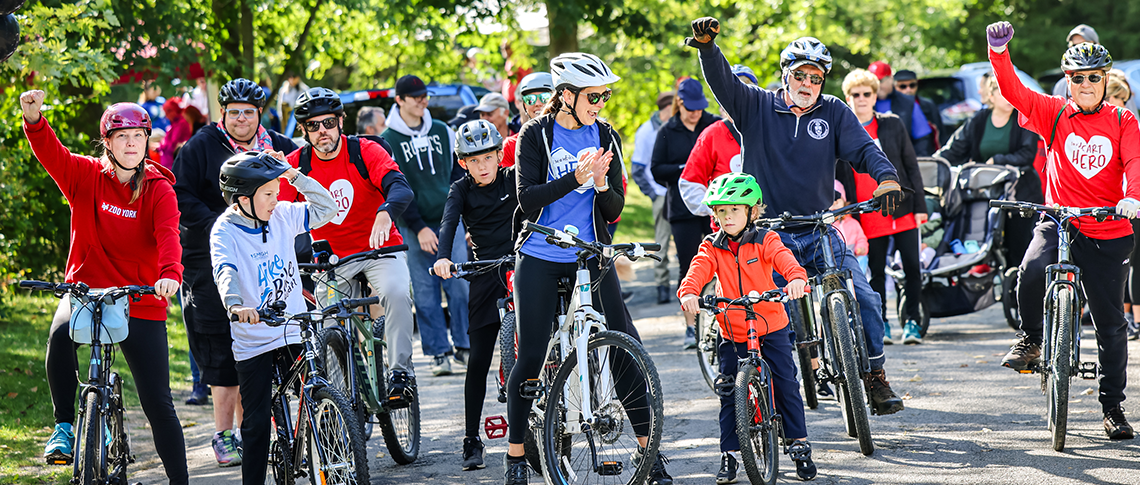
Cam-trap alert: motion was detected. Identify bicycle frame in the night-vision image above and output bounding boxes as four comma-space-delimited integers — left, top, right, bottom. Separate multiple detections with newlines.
1039, 217, 1084, 380
269, 315, 339, 478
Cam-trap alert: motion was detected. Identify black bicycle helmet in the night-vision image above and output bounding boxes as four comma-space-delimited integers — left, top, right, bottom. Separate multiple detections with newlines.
1061, 42, 1112, 74
218, 78, 268, 108
219, 151, 289, 206
455, 119, 504, 157
294, 87, 344, 121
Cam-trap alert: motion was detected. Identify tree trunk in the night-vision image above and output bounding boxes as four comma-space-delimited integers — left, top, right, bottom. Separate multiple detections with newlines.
240, 1, 255, 71
546, 0, 578, 58
211, 0, 242, 78
274, 0, 325, 89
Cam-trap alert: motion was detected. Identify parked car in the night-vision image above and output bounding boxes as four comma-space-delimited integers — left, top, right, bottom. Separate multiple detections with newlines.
284, 83, 481, 139
917, 62, 1044, 132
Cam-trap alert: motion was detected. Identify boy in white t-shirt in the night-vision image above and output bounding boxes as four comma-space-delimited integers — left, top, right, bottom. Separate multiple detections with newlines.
209, 150, 337, 484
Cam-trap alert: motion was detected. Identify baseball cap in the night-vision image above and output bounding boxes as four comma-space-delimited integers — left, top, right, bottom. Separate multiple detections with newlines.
1068, 24, 1099, 44
395, 75, 428, 97
474, 93, 510, 113
448, 104, 478, 128
656, 91, 675, 110
894, 70, 918, 82
676, 78, 709, 111
868, 61, 892, 80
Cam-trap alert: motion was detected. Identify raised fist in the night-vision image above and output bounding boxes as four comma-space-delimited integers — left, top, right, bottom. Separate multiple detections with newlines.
986, 22, 1014, 49
686, 17, 720, 49
20, 90, 45, 124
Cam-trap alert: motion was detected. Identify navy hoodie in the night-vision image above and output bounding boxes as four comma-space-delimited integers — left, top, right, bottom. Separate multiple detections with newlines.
698, 45, 898, 220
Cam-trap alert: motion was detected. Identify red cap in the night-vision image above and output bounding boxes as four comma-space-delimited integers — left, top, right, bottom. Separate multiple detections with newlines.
868, 61, 892, 80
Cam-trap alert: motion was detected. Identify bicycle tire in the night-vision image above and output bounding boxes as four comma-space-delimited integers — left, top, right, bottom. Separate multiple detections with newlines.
542, 330, 664, 485
107, 373, 128, 481
309, 386, 369, 483
318, 327, 370, 442
1048, 286, 1074, 452
77, 391, 105, 485
499, 311, 517, 399
266, 397, 295, 485
376, 356, 421, 465
896, 291, 931, 338
696, 280, 720, 392
1002, 268, 1021, 330
736, 361, 779, 485
829, 296, 874, 456
788, 298, 818, 410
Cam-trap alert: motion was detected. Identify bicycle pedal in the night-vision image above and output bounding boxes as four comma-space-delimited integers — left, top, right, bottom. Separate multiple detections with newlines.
497, 387, 508, 404
484, 415, 508, 440
520, 379, 545, 400
1079, 362, 1099, 379
598, 460, 623, 476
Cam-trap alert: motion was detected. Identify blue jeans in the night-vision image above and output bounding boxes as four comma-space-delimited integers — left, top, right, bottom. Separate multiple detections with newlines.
402, 223, 471, 357
774, 226, 886, 370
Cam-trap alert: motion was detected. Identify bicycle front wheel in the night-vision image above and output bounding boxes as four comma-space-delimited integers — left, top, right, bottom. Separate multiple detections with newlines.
308, 386, 369, 484
696, 280, 721, 392
1048, 286, 1074, 452
788, 298, 818, 409
76, 391, 106, 485
736, 361, 779, 485
829, 295, 874, 456
542, 330, 664, 485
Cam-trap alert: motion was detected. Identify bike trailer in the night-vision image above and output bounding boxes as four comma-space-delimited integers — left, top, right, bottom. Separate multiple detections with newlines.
69, 291, 131, 344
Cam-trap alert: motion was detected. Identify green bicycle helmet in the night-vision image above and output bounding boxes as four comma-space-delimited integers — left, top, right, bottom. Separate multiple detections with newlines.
703, 172, 763, 207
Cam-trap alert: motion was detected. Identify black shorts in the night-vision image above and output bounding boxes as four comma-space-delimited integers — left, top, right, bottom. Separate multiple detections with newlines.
186, 326, 239, 387
181, 264, 232, 334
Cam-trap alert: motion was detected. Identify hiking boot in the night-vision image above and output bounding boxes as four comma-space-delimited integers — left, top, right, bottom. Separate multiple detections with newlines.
387, 371, 414, 409
683, 326, 698, 350
43, 423, 74, 465
453, 348, 470, 368
865, 369, 905, 415
657, 285, 672, 305
212, 430, 242, 467
461, 436, 486, 470
788, 439, 817, 481
716, 452, 738, 484
431, 354, 453, 376
185, 381, 209, 405
504, 454, 529, 485
882, 320, 894, 345
1127, 313, 1139, 341
1001, 337, 1042, 372
1104, 405, 1135, 440
902, 320, 922, 344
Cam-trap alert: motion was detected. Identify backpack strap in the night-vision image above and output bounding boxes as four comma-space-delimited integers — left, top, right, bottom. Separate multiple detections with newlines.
345, 135, 369, 181
1047, 104, 1067, 150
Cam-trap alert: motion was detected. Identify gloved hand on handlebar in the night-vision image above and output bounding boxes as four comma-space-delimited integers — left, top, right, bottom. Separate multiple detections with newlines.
785, 279, 808, 300
685, 17, 720, 49
1117, 198, 1140, 219
986, 21, 1014, 52
872, 179, 903, 216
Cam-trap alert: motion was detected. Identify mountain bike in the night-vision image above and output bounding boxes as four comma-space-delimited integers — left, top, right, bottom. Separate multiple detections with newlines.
758, 200, 880, 456
990, 201, 1111, 452
694, 278, 721, 392
19, 281, 154, 484
523, 222, 665, 485
299, 242, 421, 464
698, 287, 809, 485
246, 297, 373, 484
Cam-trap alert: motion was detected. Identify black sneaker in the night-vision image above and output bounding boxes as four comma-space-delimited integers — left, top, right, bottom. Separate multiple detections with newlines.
386, 371, 414, 410
462, 436, 485, 470
716, 452, 738, 484
647, 451, 673, 485
788, 440, 817, 481
816, 382, 834, 400
1104, 405, 1135, 440
1001, 337, 1042, 372
865, 369, 904, 415
453, 348, 470, 368
657, 285, 671, 305
504, 454, 528, 485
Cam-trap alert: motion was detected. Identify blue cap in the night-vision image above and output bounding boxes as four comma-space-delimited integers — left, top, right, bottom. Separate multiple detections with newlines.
731, 64, 758, 85
677, 78, 708, 111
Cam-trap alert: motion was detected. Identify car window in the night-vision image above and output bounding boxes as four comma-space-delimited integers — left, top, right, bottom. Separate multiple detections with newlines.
918, 77, 965, 108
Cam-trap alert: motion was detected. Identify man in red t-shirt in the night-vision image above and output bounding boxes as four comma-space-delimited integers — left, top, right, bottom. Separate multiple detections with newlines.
278, 87, 420, 405
988, 22, 1140, 439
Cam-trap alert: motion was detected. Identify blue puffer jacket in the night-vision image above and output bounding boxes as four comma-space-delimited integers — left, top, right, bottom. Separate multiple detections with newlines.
697, 45, 898, 221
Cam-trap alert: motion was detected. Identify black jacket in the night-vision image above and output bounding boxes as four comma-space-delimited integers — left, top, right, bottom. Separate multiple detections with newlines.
918, 96, 947, 147
173, 122, 298, 263
439, 166, 518, 262
887, 90, 935, 157
837, 113, 926, 218
934, 108, 1043, 203
650, 111, 721, 221
513, 114, 626, 251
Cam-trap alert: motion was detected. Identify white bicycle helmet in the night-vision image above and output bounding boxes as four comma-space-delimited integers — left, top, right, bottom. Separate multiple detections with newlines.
517, 72, 555, 95
550, 53, 621, 91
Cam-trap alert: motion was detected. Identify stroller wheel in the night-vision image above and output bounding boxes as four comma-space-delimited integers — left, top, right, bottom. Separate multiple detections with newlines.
896, 291, 931, 338
1001, 268, 1020, 330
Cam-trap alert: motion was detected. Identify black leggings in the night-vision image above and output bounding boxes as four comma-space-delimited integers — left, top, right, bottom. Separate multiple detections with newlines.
236, 345, 302, 485
867, 228, 922, 321
464, 267, 509, 437
506, 253, 648, 444
45, 299, 188, 485
671, 217, 712, 284
1129, 219, 1140, 305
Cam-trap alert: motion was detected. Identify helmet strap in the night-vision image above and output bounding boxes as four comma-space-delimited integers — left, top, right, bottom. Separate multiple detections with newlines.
104, 141, 145, 184
236, 197, 270, 241
222, 112, 260, 147
559, 89, 586, 129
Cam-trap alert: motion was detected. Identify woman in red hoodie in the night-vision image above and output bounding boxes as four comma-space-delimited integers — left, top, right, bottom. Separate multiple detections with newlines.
21, 90, 188, 484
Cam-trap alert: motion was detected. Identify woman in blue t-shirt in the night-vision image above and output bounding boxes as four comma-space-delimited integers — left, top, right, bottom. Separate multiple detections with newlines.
504, 53, 673, 485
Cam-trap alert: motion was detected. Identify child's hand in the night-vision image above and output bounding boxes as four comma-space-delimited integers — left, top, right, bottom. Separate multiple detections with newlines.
854, 246, 868, 256
680, 293, 700, 314
786, 279, 808, 299
280, 167, 300, 182
230, 305, 260, 324
433, 258, 454, 279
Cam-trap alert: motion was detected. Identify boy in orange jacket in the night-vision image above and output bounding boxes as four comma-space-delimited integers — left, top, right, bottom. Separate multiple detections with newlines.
679, 172, 816, 482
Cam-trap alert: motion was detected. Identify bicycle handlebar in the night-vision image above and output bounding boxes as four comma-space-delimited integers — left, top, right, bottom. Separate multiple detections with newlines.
989, 201, 1119, 222
524, 222, 662, 260
428, 254, 515, 278
298, 244, 409, 273
229, 296, 380, 327
757, 200, 880, 230
18, 281, 156, 300
697, 286, 811, 314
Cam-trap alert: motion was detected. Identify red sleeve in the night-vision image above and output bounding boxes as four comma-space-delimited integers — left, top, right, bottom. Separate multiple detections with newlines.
989, 48, 1065, 136
23, 116, 101, 201
361, 139, 400, 182
278, 148, 304, 202
500, 135, 518, 168
682, 124, 718, 184
1121, 110, 1140, 200
678, 240, 717, 298
765, 232, 808, 284
150, 180, 185, 283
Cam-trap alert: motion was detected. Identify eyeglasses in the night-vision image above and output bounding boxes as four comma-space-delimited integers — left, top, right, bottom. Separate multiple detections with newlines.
226, 108, 258, 119
522, 92, 553, 106
585, 89, 613, 105
1070, 73, 1103, 85
303, 117, 340, 133
791, 71, 824, 86
848, 91, 875, 99
896, 81, 918, 90
405, 94, 429, 103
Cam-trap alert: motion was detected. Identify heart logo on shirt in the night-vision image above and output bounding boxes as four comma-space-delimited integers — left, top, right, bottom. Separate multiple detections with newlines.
328, 179, 355, 225
1064, 133, 1113, 179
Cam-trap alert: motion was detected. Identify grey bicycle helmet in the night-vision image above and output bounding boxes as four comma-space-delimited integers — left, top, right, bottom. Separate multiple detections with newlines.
780, 37, 833, 74
293, 87, 344, 121
551, 53, 620, 91
517, 72, 554, 95
219, 78, 268, 108
455, 120, 503, 157
1061, 42, 1112, 74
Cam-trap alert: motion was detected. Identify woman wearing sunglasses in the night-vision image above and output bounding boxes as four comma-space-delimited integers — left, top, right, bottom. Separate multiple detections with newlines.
987, 21, 1140, 440
500, 71, 554, 167
505, 52, 673, 485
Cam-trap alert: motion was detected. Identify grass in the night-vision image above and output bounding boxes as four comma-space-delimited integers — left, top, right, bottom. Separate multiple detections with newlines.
612, 179, 656, 245
0, 293, 191, 484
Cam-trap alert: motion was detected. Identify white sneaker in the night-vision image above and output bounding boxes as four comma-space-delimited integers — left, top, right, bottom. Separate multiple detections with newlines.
431, 355, 453, 376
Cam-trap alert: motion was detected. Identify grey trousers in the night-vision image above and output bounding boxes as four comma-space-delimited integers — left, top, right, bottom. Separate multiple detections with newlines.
652, 196, 672, 288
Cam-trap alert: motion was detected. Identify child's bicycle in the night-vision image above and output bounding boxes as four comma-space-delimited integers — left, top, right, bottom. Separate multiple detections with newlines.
989, 201, 1113, 452
757, 200, 881, 456
19, 281, 154, 484
698, 287, 810, 485
523, 222, 665, 485
298, 242, 421, 464
245, 297, 374, 484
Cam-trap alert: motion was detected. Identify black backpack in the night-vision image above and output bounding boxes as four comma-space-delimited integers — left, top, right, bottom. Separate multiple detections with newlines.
299, 135, 370, 181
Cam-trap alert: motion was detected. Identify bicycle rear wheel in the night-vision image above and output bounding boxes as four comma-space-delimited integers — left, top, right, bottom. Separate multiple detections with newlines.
788, 298, 818, 409
736, 361, 779, 485
829, 295, 874, 456
542, 330, 664, 485
1048, 286, 1074, 452
309, 386, 369, 483
696, 280, 721, 392
266, 397, 295, 485
498, 311, 517, 403
376, 351, 421, 464
76, 391, 106, 485
319, 327, 370, 442
107, 373, 130, 482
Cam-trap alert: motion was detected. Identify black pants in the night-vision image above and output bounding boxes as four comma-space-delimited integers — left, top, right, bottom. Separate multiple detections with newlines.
45, 299, 188, 485
236, 345, 302, 485
1005, 212, 1036, 273
867, 228, 922, 322
1016, 221, 1132, 411
1130, 219, 1140, 305
464, 267, 509, 437
506, 253, 648, 444
671, 217, 712, 284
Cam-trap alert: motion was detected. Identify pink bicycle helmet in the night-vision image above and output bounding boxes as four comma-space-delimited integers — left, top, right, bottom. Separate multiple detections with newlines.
100, 103, 152, 139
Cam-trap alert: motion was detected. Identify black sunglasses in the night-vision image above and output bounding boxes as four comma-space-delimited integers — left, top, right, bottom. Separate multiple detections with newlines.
1070, 73, 1103, 85
896, 81, 918, 90
849, 91, 875, 98
791, 70, 824, 86
303, 117, 340, 133
584, 89, 612, 105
